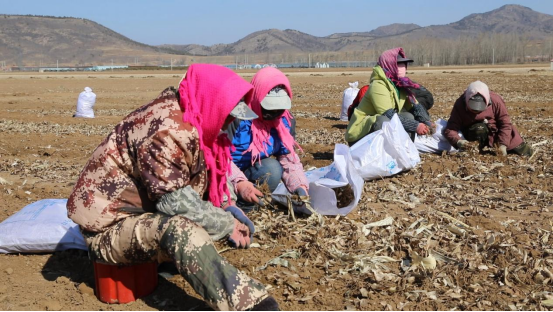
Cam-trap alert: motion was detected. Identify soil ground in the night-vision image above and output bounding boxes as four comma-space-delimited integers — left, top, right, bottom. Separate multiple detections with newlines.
0, 64, 552, 311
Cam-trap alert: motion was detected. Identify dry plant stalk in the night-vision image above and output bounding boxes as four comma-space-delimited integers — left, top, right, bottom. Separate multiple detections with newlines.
256, 179, 273, 208
286, 195, 297, 222
463, 140, 480, 155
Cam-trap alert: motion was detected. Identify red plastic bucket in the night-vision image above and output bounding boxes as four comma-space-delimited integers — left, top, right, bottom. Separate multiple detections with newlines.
93, 262, 158, 304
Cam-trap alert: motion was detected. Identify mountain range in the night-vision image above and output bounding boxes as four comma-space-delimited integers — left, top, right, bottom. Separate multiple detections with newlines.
161, 5, 553, 56
1, 4, 552, 67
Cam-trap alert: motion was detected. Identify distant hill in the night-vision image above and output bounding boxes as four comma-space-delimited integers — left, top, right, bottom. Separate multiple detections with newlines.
381, 4, 553, 41
1, 5, 552, 66
162, 5, 553, 56
0, 15, 184, 67
366, 23, 421, 37
161, 29, 331, 56
451, 4, 553, 34
160, 25, 422, 56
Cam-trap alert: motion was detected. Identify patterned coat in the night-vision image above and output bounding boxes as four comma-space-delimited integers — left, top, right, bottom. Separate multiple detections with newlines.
68, 87, 234, 237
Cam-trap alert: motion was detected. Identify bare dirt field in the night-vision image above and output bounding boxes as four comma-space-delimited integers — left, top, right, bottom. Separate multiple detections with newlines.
1, 65, 553, 311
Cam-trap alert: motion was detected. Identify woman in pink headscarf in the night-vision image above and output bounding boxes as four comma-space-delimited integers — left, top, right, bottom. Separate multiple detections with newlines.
346, 47, 433, 144
226, 67, 309, 211
67, 64, 278, 311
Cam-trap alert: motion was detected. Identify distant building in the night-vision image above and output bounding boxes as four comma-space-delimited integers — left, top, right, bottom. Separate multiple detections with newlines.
33, 65, 130, 72
91, 65, 129, 71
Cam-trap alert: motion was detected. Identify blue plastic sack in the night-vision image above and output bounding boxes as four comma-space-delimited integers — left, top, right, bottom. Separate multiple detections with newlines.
0, 199, 87, 253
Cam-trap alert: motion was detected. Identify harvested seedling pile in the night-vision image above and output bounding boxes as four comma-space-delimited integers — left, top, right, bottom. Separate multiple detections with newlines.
236, 192, 553, 310
333, 184, 354, 208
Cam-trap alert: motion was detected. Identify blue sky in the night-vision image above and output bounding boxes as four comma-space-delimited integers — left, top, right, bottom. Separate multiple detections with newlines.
2, 0, 553, 46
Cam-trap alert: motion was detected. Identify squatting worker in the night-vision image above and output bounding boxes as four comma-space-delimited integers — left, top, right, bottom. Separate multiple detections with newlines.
345, 47, 433, 145
444, 80, 533, 157
226, 67, 309, 212
67, 64, 279, 311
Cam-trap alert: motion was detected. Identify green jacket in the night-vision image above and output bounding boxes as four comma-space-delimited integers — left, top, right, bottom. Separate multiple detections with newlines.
345, 66, 413, 143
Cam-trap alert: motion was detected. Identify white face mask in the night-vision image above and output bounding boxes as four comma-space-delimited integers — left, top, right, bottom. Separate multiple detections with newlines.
397, 63, 407, 78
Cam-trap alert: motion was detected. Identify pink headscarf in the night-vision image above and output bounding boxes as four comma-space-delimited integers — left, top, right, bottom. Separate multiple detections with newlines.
378, 47, 420, 103
245, 67, 302, 164
178, 64, 253, 207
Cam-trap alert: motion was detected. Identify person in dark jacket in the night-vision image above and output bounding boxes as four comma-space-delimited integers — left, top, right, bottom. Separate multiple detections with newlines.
444, 80, 533, 156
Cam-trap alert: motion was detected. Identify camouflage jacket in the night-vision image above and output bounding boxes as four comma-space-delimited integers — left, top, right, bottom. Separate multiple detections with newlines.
67, 87, 235, 238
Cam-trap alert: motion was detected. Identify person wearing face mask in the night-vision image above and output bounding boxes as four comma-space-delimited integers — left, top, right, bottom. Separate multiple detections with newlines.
346, 47, 433, 145
226, 67, 309, 212
444, 80, 533, 157
67, 64, 279, 311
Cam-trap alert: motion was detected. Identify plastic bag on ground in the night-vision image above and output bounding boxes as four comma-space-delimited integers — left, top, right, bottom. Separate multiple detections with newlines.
272, 144, 364, 216
340, 81, 359, 121
350, 114, 421, 181
0, 199, 87, 253
415, 119, 464, 154
74, 86, 96, 118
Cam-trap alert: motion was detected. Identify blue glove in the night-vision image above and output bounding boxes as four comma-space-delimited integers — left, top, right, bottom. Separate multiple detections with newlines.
294, 188, 308, 197
292, 187, 309, 206
225, 206, 255, 241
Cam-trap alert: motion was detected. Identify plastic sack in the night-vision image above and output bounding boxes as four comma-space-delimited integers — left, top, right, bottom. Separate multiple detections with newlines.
340, 81, 359, 121
0, 199, 87, 253
415, 119, 464, 154
350, 114, 420, 181
74, 86, 96, 118
272, 144, 364, 216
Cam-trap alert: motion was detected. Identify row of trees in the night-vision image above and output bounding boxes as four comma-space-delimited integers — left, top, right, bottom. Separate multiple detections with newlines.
230, 32, 553, 67
399, 33, 552, 65
7, 32, 552, 68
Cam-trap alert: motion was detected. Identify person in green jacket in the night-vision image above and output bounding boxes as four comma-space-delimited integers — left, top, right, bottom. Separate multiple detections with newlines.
345, 47, 433, 145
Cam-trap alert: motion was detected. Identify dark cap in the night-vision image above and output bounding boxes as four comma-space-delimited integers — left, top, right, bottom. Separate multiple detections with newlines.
230, 100, 258, 120
467, 94, 488, 112
397, 55, 414, 63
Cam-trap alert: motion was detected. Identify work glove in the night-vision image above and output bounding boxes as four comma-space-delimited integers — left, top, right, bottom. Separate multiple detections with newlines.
236, 181, 263, 204
424, 121, 437, 135
225, 206, 255, 247
292, 187, 310, 206
498, 144, 507, 156
228, 219, 251, 249
416, 123, 429, 136
457, 140, 469, 149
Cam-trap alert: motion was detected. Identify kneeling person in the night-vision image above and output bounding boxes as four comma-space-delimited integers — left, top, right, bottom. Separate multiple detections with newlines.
444, 80, 533, 156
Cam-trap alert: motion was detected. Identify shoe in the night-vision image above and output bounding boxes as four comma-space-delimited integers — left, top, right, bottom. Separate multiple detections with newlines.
512, 142, 533, 157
